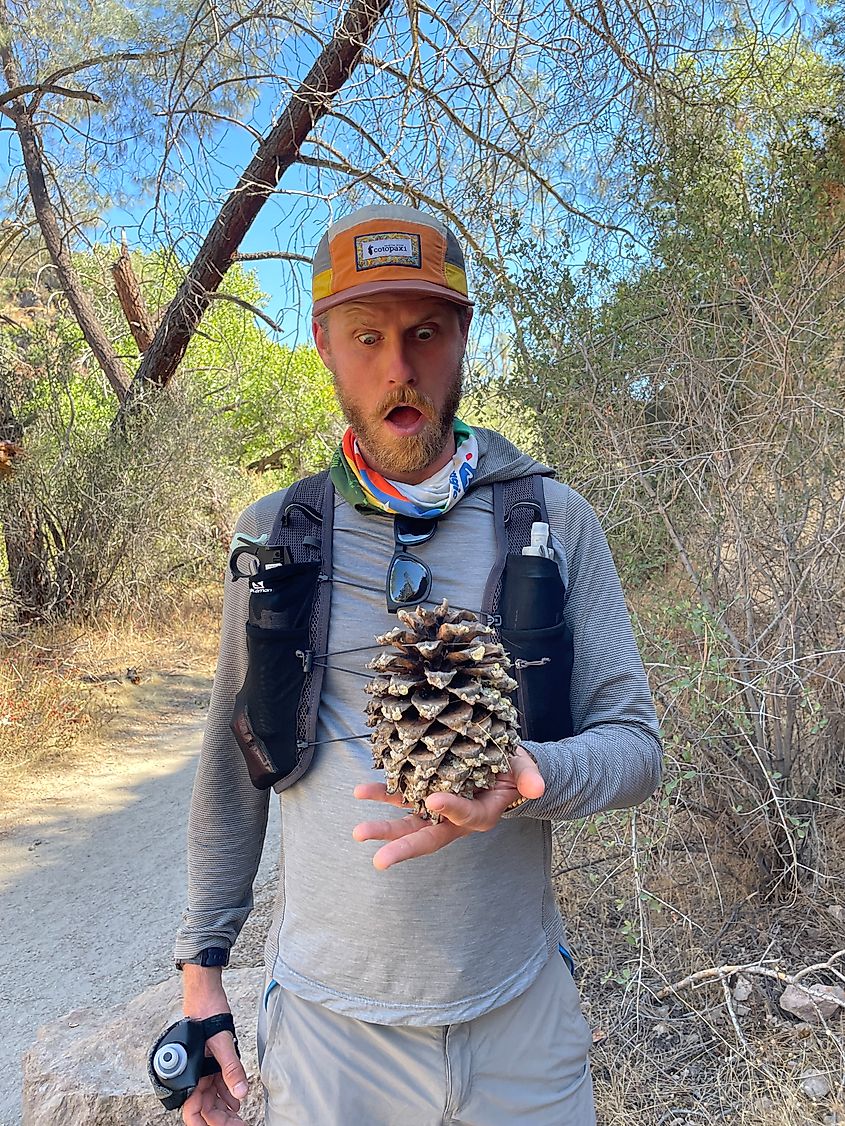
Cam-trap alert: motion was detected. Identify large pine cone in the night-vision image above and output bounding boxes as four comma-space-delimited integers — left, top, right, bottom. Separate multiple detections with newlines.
364, 599, 521, 821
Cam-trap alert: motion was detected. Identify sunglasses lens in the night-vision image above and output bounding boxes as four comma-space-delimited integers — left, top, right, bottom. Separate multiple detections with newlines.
394, 516, 437, 548
387, 555, 431, 607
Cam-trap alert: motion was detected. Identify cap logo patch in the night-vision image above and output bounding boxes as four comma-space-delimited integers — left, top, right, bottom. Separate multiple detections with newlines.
354, 232, 421, 271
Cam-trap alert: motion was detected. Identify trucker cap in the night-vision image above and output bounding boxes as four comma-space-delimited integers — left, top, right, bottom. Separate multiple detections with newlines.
311, 204, 473, 315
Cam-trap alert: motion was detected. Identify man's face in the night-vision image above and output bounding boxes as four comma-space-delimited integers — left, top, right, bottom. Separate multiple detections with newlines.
313, 295, 470, 483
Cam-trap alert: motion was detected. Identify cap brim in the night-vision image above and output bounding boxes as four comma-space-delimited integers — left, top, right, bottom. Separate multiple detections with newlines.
313, 279, 474, 316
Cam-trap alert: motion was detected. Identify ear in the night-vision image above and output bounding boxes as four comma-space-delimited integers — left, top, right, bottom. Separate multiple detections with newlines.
461, 307, 474, 344
313, 317, 333, 371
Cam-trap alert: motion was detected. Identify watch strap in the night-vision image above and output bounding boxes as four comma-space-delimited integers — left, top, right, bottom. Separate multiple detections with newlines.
176, 946, 230, 970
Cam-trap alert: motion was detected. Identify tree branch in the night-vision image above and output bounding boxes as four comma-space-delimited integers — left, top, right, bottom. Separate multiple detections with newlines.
232, 251, 312, 264
111, 238, 157, 352
121, 0, 391, 413
206, 291, 282, 333
0, 83, 102, 109
0, 13, 130, 402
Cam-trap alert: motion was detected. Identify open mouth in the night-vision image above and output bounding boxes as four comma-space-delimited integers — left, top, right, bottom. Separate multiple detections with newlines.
384, 405, 428, 435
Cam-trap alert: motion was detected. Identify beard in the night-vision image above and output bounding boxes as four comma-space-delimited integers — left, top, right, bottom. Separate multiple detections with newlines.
334, 360, 464, 478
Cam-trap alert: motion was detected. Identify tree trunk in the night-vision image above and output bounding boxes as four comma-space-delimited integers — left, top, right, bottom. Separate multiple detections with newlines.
0, 386, 53, 622
122, 0, 390, 411
0, 19, 131, 403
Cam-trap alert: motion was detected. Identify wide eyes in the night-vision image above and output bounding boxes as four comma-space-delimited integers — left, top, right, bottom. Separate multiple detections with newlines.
355, 324, 438, 345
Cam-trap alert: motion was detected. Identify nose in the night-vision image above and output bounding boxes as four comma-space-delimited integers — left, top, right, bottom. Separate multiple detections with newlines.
383, 337, 416, 386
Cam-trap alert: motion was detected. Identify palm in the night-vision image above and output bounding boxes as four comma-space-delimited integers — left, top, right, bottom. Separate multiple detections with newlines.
352, 749, 544, 869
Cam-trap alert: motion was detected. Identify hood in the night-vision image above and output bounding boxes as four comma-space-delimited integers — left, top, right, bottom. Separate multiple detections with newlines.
469, 427, 555, 488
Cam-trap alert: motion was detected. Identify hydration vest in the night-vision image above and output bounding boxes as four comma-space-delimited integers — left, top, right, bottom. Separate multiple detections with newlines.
230, 470, 574, 792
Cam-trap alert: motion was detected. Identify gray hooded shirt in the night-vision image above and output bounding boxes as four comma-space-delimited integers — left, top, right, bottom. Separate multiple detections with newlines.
175, 430, 662, 1024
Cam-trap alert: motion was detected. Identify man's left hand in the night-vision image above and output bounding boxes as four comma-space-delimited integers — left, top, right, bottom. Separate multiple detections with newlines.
352, 747, 544, 869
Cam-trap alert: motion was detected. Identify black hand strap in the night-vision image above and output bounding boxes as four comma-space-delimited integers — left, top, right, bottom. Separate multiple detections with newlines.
199, 1012, 237, 1041
199, 1012, 239, 1073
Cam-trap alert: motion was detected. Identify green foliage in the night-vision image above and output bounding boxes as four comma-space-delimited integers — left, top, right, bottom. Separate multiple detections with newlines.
0, 0, 292, 208
0, 247, 340, 620
54, 247, 341, 478
484, 23, 845, 891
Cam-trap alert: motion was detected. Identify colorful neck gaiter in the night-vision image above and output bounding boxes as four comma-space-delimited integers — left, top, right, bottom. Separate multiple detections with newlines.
330, 420, 478, 518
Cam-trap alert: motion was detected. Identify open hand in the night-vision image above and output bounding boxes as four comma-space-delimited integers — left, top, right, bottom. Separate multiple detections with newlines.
352, 746, 544, 869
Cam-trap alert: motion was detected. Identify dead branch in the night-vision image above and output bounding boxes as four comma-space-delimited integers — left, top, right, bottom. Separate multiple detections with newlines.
232, 251, 311, 264
111, 239, 156, 353
246, 440, 300, 473
205, 291, 282, 334
656, 950, 845, 1000
0, 83, 101, 110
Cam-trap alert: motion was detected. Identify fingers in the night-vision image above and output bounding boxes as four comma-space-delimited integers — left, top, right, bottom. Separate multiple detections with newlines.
352, 749, 546, 871
512, 747, 546, 799
182, 1075, 245, 1126
207, 1031, 249, 1101
424, 787, 506, 829
353, 782, 410, 808
181, 1080, 208, 1126
352, 813, 424, 843
371, 819, 464, 869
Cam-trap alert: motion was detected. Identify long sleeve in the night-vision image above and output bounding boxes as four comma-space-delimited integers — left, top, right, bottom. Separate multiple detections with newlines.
173, 499, 279, 961
506, 481, 662, 822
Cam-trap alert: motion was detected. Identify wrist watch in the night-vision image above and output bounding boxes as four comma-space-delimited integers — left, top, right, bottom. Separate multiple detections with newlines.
175, 946, 230, 971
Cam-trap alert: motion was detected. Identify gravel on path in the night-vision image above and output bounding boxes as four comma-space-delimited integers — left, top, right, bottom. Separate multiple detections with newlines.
2, 678, 280, 1126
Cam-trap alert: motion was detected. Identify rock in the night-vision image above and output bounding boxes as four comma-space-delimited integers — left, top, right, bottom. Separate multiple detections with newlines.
732, 974, 753, 1002
21, 969, 264, 1126
779, 983, 845, 1023
798, 1069, 831, 1101
827, 905, 845, 925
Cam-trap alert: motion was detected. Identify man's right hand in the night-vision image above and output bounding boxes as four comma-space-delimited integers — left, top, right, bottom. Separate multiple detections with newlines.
181, 965, 249, 1126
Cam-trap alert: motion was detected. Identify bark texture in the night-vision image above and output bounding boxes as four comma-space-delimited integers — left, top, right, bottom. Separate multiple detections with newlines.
126, 0, 391, 409
111, 241, 156, 352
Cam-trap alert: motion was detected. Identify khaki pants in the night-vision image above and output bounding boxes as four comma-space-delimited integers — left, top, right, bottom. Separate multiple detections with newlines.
256, 954, 595, 1126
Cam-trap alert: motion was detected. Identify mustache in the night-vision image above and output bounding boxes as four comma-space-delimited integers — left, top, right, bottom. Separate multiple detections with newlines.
377, 388, 436, 421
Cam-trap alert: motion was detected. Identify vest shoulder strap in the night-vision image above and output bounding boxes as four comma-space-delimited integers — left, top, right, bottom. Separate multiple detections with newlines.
258, 468, 552, 787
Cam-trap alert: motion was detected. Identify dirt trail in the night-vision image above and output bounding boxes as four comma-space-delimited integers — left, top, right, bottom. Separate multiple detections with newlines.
1, 673, 280, 1126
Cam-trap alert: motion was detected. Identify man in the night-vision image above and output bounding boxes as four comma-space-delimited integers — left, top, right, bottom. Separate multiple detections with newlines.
174, 205, 662, 1125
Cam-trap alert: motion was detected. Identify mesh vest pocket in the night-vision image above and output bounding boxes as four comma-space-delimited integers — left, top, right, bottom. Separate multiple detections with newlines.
230, 562, 320, 789
501, 619, 574, 742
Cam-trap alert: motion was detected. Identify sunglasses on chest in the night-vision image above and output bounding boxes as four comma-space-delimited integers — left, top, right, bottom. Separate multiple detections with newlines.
386, 514, 439, 613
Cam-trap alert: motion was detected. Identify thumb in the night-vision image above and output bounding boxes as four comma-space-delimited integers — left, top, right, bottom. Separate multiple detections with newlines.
207, 1030, 249, 1099
512, 748, 545, 799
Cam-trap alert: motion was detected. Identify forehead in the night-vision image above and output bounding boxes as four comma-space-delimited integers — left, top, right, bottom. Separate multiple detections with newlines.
328, 296, 459, 327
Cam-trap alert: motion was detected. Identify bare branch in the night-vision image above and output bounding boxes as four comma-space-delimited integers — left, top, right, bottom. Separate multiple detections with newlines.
122, 0, 391, 410
232, 251, 311, 264
205, 291, 282, 334
0, 83, 102, 108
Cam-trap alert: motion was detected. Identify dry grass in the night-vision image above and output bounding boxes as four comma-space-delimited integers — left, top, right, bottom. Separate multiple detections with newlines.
0, 587, 222, 798
556, 797, 845, 1125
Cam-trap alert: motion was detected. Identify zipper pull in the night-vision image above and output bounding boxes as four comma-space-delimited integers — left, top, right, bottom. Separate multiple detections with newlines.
514, 656, 551, 669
